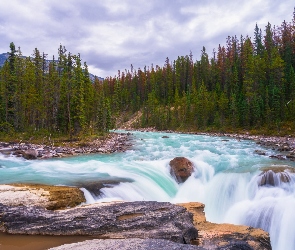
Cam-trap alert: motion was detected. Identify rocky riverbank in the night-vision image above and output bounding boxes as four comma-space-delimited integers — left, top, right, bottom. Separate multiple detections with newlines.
0, 132, 132, 160
1, 128, 295, 162
204, 132, 295, 161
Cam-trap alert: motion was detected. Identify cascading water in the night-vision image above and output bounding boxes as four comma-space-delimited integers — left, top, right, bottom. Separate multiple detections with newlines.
0, 130, 294, 250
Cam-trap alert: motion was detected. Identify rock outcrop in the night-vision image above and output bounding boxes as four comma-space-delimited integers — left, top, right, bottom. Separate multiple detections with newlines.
0, 201, 198, 245
0, 184, 273, 249
178, 202, 272, 250
169, 157, 194, 183
0, 184, 85, 210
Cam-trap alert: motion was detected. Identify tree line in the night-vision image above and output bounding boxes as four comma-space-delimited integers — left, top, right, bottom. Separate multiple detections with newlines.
104, 9, 295, 133
0, 44, 112, 137
0, 10, 295, 137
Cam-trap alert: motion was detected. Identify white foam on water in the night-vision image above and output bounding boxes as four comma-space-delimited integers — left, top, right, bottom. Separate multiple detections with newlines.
222, 171, 295, 250
80, 188, 96, 204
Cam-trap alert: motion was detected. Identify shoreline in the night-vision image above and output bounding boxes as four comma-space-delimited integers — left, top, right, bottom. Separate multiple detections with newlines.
0, 132, 132, 160
0, 128, 295, 162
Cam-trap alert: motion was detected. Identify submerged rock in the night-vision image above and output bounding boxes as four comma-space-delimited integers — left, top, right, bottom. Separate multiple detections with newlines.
75, 178, 133, 196
178, 202, 271, 250
0, 201, 198, 245
49, 238, 203, 250
254, 150, 266, 156
169, 157, 194, 183
258, 166, 295, 186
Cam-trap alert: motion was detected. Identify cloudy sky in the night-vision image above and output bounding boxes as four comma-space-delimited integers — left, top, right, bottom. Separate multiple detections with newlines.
0, 1, 294, 78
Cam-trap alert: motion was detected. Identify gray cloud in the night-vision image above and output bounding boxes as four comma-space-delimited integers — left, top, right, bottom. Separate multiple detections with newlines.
0, 0, 294, 77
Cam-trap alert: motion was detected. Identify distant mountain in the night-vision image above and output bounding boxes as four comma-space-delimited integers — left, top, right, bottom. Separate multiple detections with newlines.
0, 53, 9, 67
0, 52, 104, 82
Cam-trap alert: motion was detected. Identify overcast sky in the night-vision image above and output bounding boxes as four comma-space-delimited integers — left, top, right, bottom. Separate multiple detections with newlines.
0, 1, 294, 78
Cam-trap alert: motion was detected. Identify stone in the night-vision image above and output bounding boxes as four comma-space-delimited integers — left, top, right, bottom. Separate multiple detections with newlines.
49, 238, 203, 250
178, 202, 271, 250
0, 201, 198, 245
258, 166, 295, 186
254, 150, 266, 155
22, 149, 38, 160
0, 184, 86, 210
169, 157, 194, 183
0, 147, 12, 155
269, 155, 285, 160
286, 154, 295, 160
12, 150, 23, 157
75, 178, 132, 196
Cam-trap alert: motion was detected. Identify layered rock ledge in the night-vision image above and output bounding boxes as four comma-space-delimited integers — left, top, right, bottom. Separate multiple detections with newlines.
0, 201, 198, 245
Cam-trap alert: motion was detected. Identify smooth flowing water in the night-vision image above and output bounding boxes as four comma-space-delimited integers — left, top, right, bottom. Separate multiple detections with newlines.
1, 130, 295, 250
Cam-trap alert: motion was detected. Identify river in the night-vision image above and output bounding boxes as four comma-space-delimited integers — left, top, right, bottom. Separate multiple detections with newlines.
1, 130, 295, 250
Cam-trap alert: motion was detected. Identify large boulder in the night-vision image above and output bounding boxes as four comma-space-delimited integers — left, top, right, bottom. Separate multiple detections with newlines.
0, 201, 198, 245
22, 149, 38, 160
169, 157, 194, 183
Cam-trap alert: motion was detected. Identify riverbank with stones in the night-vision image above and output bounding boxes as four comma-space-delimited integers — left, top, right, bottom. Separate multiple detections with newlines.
204, 132, 295, 161
1, 128, 295, 162
0, 132, 133, 160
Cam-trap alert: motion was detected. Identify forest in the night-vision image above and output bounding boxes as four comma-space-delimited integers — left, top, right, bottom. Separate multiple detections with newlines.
0, 10, 295, 138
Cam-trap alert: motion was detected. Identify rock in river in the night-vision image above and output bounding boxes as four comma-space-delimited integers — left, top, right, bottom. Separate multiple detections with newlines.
22, 149, 38, 160
258, 166, 295, 186
170, 157, 194, 183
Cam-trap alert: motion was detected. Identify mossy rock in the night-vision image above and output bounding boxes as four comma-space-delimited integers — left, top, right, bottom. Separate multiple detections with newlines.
12, 184, 86, 210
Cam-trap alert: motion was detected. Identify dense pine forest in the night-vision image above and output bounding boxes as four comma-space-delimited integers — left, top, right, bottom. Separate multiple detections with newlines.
0, 44, 112, 139
1, 10, 295, 139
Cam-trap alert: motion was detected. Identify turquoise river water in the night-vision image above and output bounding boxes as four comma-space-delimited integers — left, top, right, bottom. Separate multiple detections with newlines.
1, 130, 295, 250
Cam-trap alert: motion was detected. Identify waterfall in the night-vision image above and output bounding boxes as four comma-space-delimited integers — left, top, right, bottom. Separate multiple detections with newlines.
1, 130, 295, 249
223, 170, 295, 250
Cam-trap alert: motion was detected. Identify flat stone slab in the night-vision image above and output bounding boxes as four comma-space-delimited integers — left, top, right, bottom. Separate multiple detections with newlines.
49, 238, 204, 250
0, 201, 198, 245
